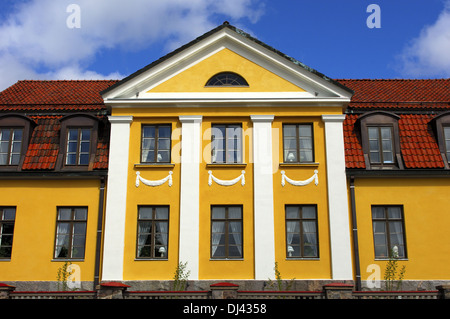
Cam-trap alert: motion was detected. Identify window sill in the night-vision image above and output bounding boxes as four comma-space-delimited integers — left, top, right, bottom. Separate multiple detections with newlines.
286, 257, 320, 261
134, 258, 169, 261
51, 259, 85, 262
210, 258, 244, 261
374, 258, 408, 261
206, 163, 247, 168
279, 162, 319, 167
134, 163, 175, 168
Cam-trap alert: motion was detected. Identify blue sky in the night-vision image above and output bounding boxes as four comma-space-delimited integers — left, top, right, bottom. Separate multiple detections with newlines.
0, 0, 449, 91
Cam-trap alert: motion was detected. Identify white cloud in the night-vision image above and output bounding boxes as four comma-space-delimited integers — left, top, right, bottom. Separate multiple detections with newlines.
0, 0, 265, 91
398, 1, 450, 78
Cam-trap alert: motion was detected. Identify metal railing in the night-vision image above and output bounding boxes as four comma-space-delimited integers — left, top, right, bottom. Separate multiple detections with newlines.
10, 290, 96, 299
353, 290, 439, 299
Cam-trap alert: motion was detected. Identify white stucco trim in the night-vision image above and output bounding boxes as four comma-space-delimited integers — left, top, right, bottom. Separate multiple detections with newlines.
178, 115, 202, 280
251, 115, 276, 280
322, 114, 353, 280
101, 115, 133, 281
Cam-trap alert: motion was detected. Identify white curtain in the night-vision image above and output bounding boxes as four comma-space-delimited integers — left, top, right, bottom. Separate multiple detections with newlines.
55, 223, 70, 257
303, 221, 317, 257
211, 222, 225, 257
229, 222, 242, 256
286, 221, 297, 256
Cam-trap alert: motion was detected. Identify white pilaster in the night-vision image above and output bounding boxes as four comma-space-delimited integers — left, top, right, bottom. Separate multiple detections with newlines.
178, 115, 202, 280
322, 114, 353, 280
251, 115, 275, 280
102, 115, 133, 281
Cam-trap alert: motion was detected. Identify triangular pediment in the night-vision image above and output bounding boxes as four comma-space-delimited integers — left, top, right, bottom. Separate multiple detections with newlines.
101, 23, 353, 106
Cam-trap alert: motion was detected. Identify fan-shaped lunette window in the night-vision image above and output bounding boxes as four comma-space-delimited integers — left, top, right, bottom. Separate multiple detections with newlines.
206, 72, 249, 86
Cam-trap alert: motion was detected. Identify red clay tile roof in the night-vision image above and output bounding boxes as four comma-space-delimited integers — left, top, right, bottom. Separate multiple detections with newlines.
0, 80, 116, 171
342, 79, 450, 169
338, 79, 450, 109
0, 80, 118, 112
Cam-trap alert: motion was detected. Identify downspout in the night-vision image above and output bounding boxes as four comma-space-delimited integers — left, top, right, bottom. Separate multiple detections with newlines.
94, 176, 106, 289
349, 176, 361, 291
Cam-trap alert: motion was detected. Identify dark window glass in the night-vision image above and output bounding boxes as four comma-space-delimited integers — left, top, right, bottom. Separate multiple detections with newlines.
372, 206, 406, 259
137, 206, 169, 259
206, 72, 248, 86
66, 128, 91, 165
0, 207, 16, 258
0, 128, 23, 165
54, 207, 87, 259
444, 126, 450, 162
368, 126, 394, 164
285, 205, 318, 258
283, 124, 313, 163
141, 125, 171, 163
211, 124, 242, 164
211, 206, 243, 259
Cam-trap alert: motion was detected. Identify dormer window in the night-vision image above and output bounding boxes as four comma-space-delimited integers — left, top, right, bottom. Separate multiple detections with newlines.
0, 114, 35, 170
66, 128, 91, 165
205, 72, 248, 87
367, 126, 394, 164
57, 114, 99, 170
430, 111, 450, 167
0, 128, 23, 165
357, 111, 403, 169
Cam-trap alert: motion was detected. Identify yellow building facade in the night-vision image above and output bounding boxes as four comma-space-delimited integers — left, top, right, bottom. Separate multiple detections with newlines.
1, 23, 449, 291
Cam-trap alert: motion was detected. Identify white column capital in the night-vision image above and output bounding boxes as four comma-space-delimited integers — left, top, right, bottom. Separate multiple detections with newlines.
250, 115, 274, 122
108, 115, 133, 124
179, 115, 203, 123
321, 114, 346, 122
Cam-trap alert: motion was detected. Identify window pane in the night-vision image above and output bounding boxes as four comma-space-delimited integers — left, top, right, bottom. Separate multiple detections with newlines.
299, 125, 312, 137
58, 208, 72, 220
80, 129, 90, 141
381, 127, 392, 139
139, 207, 153, 219
283, 125, 296, 137
388, 206, 402, 219
369, 151, 380, 163
155, 207, 169, 219
228, 206, 242, 219
302, 206, 316, 219
300, 150, 313, 162
212, 207, 226, 219
3, 208, 15, 220
158, 126, 171, 138
142, 126, 155, 138
368, 127, 378, 139
286, 206, 300, 219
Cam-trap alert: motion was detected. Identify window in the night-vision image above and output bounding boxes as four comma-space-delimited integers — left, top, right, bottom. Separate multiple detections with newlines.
66, 128, 91, 165
136, 206, 169, 259
206, 72, 248, 86
285, 205, 318, 258
58, 114, 99, 170
211, 206, 243, 259
372, 206, 406, 259
444, 126, 450, 162
283, 124, 314, 163
141, 125, 171, 163
54, 207, 87, 259
357, 111, 402, 169
367, 126, 394, 164
0, 207, 15, 259
211, 124, 242, 163
0, 128, 23, 165
0, 114, 35, 170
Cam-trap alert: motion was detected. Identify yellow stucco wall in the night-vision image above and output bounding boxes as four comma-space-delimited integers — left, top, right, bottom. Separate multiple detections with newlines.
0, 179, 101, 282
148, 48, 305, 93
354, 177, 450, 281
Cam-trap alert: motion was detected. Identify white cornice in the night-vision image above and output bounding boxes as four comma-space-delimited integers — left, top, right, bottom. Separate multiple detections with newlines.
102, 27, 353, 103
